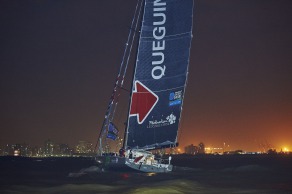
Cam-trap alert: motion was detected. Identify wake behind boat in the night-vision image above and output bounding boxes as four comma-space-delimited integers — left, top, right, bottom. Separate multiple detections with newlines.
95, 0, 194, 173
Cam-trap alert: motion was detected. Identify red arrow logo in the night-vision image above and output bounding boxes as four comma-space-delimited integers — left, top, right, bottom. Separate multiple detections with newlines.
130, 81, 159, 124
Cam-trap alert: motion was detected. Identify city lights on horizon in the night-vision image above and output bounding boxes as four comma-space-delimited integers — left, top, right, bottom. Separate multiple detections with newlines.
0, 138, 291, 157
282, 147, 289, 153
178, 142, 291, 155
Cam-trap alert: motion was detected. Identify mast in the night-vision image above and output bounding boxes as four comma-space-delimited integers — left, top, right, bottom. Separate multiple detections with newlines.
123, 0, 145, 150
95, 0, 145, 154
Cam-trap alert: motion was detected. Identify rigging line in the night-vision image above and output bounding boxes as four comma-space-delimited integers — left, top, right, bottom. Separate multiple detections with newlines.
107, 0, 142, 121
121, 0, 144, 87
108, 0, 143, 123
101, 0, 141, 126
95, 0, 143, 153
118, 85, 130, 93
110, 0, 144, 122
116, 0, 142, 79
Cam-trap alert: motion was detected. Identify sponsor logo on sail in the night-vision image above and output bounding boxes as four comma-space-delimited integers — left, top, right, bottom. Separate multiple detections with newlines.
169, 90, 182, 106
147, 113, 176, 128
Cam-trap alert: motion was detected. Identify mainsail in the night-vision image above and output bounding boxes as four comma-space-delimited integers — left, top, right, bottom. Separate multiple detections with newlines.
125, 0, 194, 150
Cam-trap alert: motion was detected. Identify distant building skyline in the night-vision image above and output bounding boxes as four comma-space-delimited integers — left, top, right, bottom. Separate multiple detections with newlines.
1, 137, 290, 157
0, 139, 93, 157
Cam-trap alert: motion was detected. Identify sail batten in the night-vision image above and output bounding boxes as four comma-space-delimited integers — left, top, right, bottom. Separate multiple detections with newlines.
125, 0, 194, 150
141, 32, 192, 39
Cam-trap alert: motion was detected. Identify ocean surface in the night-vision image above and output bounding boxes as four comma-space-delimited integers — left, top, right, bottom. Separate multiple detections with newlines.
0, 154, 291, 194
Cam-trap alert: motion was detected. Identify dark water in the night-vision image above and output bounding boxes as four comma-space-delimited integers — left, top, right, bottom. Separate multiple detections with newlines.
0, 155, 291, 194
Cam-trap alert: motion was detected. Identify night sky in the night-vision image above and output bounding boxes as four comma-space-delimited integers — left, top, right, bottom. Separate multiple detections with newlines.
0, 0, 291, 152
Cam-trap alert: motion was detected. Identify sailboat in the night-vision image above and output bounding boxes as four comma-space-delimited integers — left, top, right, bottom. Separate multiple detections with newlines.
96, 0, 194, 173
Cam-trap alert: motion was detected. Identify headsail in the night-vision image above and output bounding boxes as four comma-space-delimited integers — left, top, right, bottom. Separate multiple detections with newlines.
125, 0, 194, 150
